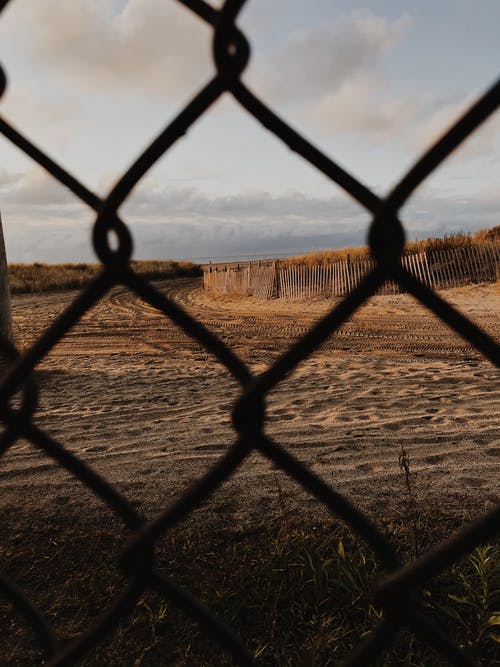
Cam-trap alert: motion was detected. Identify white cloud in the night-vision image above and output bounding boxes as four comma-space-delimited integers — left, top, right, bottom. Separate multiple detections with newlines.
254, 11, 413, 103
412, 95, 500, 159
1, 169, 498, 263
0, 85, 82, 150
4, 0, 214, 97
307, 74, 417, 141
1, 167, 77, 207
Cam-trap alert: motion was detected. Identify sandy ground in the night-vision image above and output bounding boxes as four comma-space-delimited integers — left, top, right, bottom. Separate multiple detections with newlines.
1, 278, 499, 524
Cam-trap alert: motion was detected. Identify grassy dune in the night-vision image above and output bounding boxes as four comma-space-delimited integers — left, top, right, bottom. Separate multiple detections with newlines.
283, 226, 500, 266
8, 260, 201, 294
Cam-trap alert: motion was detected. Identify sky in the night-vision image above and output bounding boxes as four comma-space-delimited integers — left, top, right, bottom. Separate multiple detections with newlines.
0, 0, 499, 263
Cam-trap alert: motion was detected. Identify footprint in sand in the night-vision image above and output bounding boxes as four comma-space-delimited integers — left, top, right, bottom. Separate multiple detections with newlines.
335, 444, 360, 452
193, 444, 224, 452
52, 495, 70, 505
292, 398, 305, 406
278, 413, 296, 421
424, 453, 446, 464
85, 445, 108, 453
460, 476, 484, 489
385, 422, 402, 431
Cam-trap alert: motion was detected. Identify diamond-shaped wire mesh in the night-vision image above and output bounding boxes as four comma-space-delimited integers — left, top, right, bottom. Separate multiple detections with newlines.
0, 0, 499, 665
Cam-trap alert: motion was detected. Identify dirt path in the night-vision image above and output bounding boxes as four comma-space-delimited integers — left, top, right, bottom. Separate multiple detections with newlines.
2, 278, 499, 521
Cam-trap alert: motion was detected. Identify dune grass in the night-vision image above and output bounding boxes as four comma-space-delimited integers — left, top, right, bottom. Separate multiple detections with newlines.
7, 260, 201, 294
283, 226, 500, 266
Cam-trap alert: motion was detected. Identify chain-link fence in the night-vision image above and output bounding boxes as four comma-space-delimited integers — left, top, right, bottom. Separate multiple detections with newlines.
0, 0, 499, 665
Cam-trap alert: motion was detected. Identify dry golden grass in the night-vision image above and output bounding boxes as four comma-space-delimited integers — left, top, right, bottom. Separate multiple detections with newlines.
473, 225, 500, 245
8, 260, 201, 294
284, 226, 500, 266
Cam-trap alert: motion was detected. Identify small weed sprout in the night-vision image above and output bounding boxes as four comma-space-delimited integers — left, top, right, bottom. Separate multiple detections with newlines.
399, 443, 421, 559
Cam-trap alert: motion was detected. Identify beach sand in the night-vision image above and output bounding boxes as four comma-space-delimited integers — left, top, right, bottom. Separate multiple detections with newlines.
1, 278, 498, 524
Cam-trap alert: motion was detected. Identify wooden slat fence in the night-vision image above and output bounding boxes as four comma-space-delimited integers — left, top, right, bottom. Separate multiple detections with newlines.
203, 262, 276, 298
203, 245, 500, 299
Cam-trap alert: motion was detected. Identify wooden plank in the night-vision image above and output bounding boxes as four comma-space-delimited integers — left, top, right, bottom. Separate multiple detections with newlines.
407, 253, 416, 281
485, 244, 498, 280
468, 245, 481, 282
476, 245, 488, 281
452, 248, 463, 284
444, 249, 455, 287
417, 252, 428, 285
421, 252, 433, 288
413, 253, 424, 285
432, 250, 443, 288
434, 249, 446, 288
352, 259, 359, 288
463, 246, 474, 283
444, 249, 457, 287
431, 251, 443, 289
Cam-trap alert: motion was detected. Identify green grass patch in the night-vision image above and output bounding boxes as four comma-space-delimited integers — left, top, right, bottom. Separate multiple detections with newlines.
1, 500, 498, 666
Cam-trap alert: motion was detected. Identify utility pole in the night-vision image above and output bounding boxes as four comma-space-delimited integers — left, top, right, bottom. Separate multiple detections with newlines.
0, 210, 13, 347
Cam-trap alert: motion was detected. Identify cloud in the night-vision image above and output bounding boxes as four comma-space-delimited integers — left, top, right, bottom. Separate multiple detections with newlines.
2, 167, 498, 263
307, 74, 417, 141
0, 166, 22, 189
1, 167, 78, 207
412, 95, 500, 159
121, 182, 369, 228
254, 12, 413, 103
6, 0, 214, 97
246, 10, 415, 142
0, 85, 82, 150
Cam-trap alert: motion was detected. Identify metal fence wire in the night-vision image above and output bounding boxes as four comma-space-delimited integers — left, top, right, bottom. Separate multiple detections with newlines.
0, 0, 499, 665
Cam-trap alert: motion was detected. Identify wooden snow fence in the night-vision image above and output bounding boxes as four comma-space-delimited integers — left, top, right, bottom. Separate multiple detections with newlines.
203, 262, 277, 298
203, 245, 500, 299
